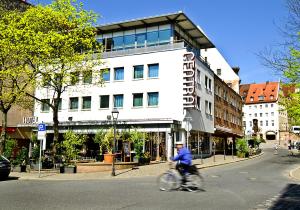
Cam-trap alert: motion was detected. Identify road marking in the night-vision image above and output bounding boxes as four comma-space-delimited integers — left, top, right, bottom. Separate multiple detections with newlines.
248, 177, 257, 180
211, 175, 220, 178
239, 171, 249, 174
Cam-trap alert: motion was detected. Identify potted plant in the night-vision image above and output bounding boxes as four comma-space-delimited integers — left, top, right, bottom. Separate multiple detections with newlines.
236, 138, 249, 158
129, 128, 148, 164
59, 130, 86, 173
139, 152, 151, 165
93, 129, 106, 162
11, 146, 29, 172
102, 128, 116, 163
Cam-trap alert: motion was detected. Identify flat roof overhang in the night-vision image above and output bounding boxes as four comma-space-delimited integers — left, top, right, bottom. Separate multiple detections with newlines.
96, 11, 215, 49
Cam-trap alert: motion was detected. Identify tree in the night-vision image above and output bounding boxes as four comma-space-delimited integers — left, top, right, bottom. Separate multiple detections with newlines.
0, 9, 35, 154
21, 0, 102, 155
259, 0, 300, 125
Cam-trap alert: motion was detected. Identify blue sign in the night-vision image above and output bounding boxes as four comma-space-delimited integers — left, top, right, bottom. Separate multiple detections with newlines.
38, 123, 46, 131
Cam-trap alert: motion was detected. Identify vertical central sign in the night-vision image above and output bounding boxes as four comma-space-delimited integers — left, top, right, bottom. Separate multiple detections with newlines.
183, 52, 196, 109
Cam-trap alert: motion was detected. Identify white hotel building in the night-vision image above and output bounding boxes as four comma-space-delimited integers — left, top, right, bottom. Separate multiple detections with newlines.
34, 12, 216, 160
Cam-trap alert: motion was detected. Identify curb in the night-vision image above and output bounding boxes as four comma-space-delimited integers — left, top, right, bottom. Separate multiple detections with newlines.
197, 152, 265, 169
289, 166, 300, 181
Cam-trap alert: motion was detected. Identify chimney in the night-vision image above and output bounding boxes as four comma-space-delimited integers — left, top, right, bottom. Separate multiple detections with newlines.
232, 67, 240, 75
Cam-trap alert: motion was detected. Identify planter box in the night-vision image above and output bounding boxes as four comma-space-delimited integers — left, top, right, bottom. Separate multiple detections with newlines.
138, 157, 151, 165
104, 154, 115, 163
60, 166, 77, 173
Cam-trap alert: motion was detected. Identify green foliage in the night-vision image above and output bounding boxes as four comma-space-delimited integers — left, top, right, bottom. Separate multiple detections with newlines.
93, 129, 105, 154
236, 138, 249, 155
60, 130, 87, 163
12, 147, 28, 166
129, 128, 148, 159
3, 138, 17, 159
102, 128, 116, 154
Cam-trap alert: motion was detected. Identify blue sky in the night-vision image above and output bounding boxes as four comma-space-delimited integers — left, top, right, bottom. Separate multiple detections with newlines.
31, 0, 289, 84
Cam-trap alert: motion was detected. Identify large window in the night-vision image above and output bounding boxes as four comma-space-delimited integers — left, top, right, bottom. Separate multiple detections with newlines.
136, 33, 146, 48
148, 64, 159, 78
159, 29, 171, 44
82, 96, 91, 110
114, 67, 124, 81
148, 92, 159, 106
114, 94, 124, 108
205, 100, 212, 115
100, 95, 109, 109
133, 93, 143, 107
147, 30, 159, 46
112, 36, 123, 51
133, 65, 144, 79
101, 69, 110, 82
69, 97, 79, 110
124, 34, 135, 49
41, 99, 50, 112
83, 71, 92, 84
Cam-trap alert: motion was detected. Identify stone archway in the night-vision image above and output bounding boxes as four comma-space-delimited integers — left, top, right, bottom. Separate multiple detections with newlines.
266, 131, 276, 140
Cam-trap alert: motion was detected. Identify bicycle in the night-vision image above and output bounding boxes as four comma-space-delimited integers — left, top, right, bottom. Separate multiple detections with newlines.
158, 162, 204, 192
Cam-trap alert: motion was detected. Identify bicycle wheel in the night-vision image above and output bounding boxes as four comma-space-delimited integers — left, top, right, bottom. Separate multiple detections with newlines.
186, 174, 204, 192
158, 172, 177, 191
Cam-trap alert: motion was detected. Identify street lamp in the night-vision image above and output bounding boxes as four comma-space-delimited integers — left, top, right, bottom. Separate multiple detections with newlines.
111, 108, 119, 176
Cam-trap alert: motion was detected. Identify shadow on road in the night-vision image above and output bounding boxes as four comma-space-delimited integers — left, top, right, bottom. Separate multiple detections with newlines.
270, 184, 300, 210
0, 176, 19, 182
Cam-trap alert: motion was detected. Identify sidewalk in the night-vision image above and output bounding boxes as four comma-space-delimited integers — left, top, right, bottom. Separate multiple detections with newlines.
9, 152, 264, 181
290, 166, 300, 181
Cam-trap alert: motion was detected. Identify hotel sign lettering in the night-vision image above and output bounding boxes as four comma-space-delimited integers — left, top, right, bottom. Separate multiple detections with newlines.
183, 52, 196, 109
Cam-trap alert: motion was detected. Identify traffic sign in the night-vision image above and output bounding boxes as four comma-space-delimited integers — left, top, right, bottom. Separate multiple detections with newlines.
38, 123, 46, 131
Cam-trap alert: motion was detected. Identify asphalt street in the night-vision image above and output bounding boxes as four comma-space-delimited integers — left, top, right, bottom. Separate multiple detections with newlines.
0, 148, 299, 210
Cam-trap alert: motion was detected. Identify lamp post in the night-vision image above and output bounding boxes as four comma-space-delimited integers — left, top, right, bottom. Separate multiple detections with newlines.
111, 108, 119, 176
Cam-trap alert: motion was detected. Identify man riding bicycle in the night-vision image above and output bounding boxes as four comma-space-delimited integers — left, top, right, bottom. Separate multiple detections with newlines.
171, 143, 192, 186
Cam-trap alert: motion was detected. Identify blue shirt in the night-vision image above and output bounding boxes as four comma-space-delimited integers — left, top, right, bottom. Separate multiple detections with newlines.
172, 147, 192, 165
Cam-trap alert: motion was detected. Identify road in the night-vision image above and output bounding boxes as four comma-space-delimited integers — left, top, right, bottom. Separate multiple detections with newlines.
0, 148, 299, 210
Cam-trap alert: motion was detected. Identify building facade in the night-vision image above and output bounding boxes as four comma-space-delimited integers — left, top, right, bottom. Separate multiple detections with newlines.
240, 82, 288, 142
213, 75, 243, 154
34, 12, 216, 160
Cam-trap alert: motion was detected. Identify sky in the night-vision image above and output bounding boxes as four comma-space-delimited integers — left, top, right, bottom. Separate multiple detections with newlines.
30, 0, 289, 84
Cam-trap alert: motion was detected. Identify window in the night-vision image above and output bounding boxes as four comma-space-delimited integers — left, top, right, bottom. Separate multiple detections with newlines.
133, 65, 144, 79
270, 95, 274, 100
147, 30, 159, 46
197, 70, 200, 84
250, 97, 254, 102
265, 104, 268, 108
100, 95, 109, 109
260, 113, 262, 117
205, 76, 208, 89
148, 64, 159, 78
266, 120, 268, 126
101, 69, 110, 82
249, 106, 252, 109
265, 112, 268, 117
197, 96, 201, 110
114, 67, 124, 81
82, 96, 91, 110
259, 95, 264, 101
41, 99, 50, 112
69, 97, 79, 110
54, 98, 62, 111
217, 69, 221, 76
249, 114, 252, 117
243, 121, 246, 127
254, 113, 257, 117
205, 100, 212, 115
136, 33, 146, 48
159, 29, 171, 44
209, 79, 212, 91
271, 120, 274, 126
124, 34, 135, 49
83, 71, 92, 84
70, 72, 79, 85
260, 121, 263, 126
250, 121, 252, 127
112, 36, 123, 51
133, 93, 143, 107
254, 105, 257, 109
260, 105, 262, 109
271, 112, 274, 116
113, 94, 124, 108
271, 103, 274, 107
148, 92, 159, 106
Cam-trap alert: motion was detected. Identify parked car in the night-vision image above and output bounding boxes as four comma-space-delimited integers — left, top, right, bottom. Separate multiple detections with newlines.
0, 155, 11, 180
